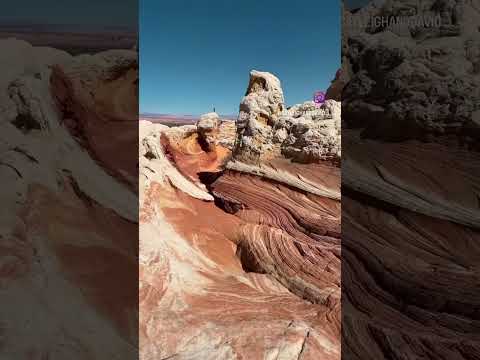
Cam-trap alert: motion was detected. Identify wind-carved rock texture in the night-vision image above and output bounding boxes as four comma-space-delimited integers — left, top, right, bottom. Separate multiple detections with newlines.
342, 0, 480, 145
235, 70, 341, 165
0, 39, 138, 359
196, 112, 236, 151
342, 1, 480, 358
140, 70, 341, 358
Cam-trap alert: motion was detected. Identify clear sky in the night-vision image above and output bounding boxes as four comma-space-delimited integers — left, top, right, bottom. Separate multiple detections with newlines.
140, 0, 340, 115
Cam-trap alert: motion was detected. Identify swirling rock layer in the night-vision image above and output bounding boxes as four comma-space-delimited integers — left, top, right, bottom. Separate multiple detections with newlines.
342, 131, 480, 358
0, 39, 138, 358
140, 112, 341, 358
342, 1, 480, 358
205, 168, 341, 306
51, 50, 139, 187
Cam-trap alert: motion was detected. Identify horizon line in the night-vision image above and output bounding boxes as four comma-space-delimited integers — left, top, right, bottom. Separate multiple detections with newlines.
140, 112, 237, 116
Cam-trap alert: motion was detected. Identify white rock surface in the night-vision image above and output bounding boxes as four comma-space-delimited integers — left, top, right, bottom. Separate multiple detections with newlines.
139, 120, 214, 203
342, 0, 480, 144
234, 70, 341, 164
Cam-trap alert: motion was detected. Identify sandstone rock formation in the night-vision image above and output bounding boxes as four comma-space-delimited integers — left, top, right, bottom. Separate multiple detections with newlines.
0, 37, 342, 359
140, 121, 213, 202
140, 70, 341, 358
0, 39, 138, 359
342, 0, 480, 146
342, 1, 480, 358
326, 66, 349, 101
234, 70, 341, 164
196, 112, 236, 151
51, 49, 139, 187
217, 118, 237, 150
196, 112, 220, 150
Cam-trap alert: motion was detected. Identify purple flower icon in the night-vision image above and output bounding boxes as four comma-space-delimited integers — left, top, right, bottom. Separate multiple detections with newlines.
313, 91, 325, 106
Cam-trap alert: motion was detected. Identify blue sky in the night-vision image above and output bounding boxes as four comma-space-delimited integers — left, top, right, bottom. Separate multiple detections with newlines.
140, 0, 340, 115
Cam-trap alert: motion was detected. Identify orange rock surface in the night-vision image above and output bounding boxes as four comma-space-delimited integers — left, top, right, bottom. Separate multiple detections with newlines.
139, 113, 341, 358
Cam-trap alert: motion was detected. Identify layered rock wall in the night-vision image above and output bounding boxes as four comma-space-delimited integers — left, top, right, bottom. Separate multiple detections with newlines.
140, 69, 342, 358
342, 1, 480, 358
0, 39, 138, 359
